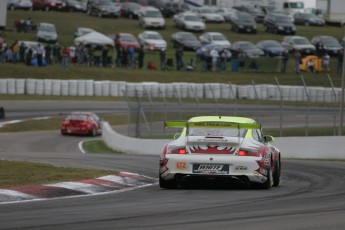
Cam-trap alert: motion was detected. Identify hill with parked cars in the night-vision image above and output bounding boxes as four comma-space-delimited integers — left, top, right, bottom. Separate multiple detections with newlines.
0, 0, 344, 86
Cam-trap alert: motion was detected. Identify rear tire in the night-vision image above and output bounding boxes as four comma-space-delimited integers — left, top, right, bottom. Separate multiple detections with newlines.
273, 161, 281, 187
91, 126, 97, 137
159, 174, 176, 189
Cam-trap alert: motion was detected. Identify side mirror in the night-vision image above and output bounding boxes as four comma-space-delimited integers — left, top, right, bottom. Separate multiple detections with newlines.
263, 135, 275, 143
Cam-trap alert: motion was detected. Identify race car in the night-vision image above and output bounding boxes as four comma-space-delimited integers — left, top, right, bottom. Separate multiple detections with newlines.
60, 112, 102, 136
159, 116, 281, 189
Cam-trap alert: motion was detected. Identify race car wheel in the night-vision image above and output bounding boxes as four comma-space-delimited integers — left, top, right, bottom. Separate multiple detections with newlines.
91, 126, 97, 137
159, 174, 176, 189
273, 161, 281, 187
253, 169, 272, 189
0, 107, 5, 119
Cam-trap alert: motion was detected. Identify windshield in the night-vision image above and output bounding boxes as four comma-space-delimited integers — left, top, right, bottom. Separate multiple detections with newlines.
67, 114, 88, 120
289, 2, 304, 9
239, 16, 255, 23
212, 34, 226, 41
240, 43, 256, 49
182, 34, 197, 41
185, 15, 200, 21
322, 37, 339, 45
145, 10, 162, 17
40, 25, 56, 32
276, 16, 291, 23
294, 38, 310, 45
147, 34, 162, 40
188, 127, 246, 137
120, 35, 137, 42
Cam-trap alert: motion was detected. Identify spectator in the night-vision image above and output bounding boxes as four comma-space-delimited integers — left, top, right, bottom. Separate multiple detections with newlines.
61, 45, 69, 69
127, 46, 135, 68
280, 48, 289, 73
36, 43, 44, 67
138, 46, 145, 69
69, 46, 76, 65
238, 51, 247, 68
102, 45, 109, 67
52, 43, 61, 64
337, 51, 343, 74
159, 48, 166, 70
121, 46, 128, 68
322, 52, 330, 72
19, 42, 26, 64
219, 48, 232, 72
307, 59, 314, 73
175, 48, 184, 71
77, 43, 85, 65
11, 40, 19, 63
293, 50, 302, 74
210, 47, 219, 72
45, 44, 52, 65
25, 47, 33, 66
315, 41, 324, 57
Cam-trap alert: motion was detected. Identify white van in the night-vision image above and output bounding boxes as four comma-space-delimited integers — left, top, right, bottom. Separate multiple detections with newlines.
138, 6, 165, 29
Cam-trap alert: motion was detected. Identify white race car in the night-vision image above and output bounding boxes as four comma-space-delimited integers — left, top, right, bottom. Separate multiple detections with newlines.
159, 116, 281, 189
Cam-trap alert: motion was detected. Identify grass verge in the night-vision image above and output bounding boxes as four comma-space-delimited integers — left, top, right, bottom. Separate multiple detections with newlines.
0, 160, 116, 188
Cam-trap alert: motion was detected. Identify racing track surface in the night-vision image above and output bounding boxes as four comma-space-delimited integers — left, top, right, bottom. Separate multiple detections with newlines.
0, 101, 345, 229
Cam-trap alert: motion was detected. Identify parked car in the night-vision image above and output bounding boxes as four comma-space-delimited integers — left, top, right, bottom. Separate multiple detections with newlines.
109, 32, 141, 50
36, 22, 58, 43
214, 7, 238, 22
31, 0, 66, 11
293, 12, 325, 26
74, 27, 96, 38
61, 0, 87, 12
60, 112, 102, 136
171, 31, 201, 51
256, 40, 285, 57
137, 31, 167, 51
199, 32, 231, 49
87, 0, 121, 18
263, 12, 296, 35
230, 41, 265, 58
138, 6, 165, 29
120, 2, 142, 19
229, 11, 257, 34
7, 0, 32, 10
191, 6, 225, 23
233, 5, 265, 23
159, 1, 190, 18
281, 36, 316, 56
310, 35, 343, 56
0, 106, 5, 119
173, 11, 205, 32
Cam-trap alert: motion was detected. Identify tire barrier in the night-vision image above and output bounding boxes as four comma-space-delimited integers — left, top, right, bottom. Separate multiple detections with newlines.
0, 78, 342, 103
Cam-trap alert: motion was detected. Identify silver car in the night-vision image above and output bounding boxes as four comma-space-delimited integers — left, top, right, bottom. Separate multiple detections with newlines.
7, 0, 32, 10
36, 23, 58, 43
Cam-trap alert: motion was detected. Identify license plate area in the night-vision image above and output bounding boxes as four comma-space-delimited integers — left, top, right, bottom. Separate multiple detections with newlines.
193, 164, 229, 175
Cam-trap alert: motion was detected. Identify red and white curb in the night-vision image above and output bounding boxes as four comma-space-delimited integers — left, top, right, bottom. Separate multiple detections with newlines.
0, 172, 157, 204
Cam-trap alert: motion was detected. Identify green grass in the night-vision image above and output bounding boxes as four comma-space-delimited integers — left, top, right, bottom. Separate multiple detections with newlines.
0, 160, 116, 188
1, 10, 344, 87
83, 139, 124, 153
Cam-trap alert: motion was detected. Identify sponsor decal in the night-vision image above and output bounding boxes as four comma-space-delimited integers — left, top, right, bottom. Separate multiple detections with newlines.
193, 164, 229, 174
176, 161, 187, 169
235, 166, 247, 170
189, 145, 236, 154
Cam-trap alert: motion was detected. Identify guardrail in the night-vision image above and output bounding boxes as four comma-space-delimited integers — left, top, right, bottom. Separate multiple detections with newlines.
0, 78, 342, 103
101, 122, 345, 159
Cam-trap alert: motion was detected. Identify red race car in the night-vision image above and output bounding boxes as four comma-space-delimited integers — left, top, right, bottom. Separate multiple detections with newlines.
60, 112, 102, 136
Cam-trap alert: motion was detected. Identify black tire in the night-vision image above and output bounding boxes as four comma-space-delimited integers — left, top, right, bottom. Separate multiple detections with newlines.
273, 160, 281, 187
252, 169, 272, 189
0, 107, 5, 119
91, 126, 97, 137
159, 174, 176, 189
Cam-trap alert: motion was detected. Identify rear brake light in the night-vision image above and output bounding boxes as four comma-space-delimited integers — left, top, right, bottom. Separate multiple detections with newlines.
167, 146, 187, 154
238, 150, 260, 157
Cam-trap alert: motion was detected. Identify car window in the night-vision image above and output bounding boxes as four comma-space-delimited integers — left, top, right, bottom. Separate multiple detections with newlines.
252, 129, 263, 142
188, 127, 246, 137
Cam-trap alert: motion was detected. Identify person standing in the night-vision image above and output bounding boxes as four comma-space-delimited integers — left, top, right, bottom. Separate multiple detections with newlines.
210, 47, 219, 72
293, 49, 302, 74
36, 43, 44, 67
45, 44, 52, 65
219, 48, 232, 72
159, 48, 166, 70
61, 45, 69, 69
138, 46, 144, 69
101, 45, 109, 67
280, 48, 289, 73
337, 51, 343, 74
322, 52, 330, 73
127, 46, 135, 68
175, 47, 184, 71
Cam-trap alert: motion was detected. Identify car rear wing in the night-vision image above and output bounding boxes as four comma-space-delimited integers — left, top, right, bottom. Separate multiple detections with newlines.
164, 121, 261, 130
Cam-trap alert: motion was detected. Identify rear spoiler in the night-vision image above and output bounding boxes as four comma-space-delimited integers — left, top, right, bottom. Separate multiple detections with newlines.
164, 121, 261, 130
